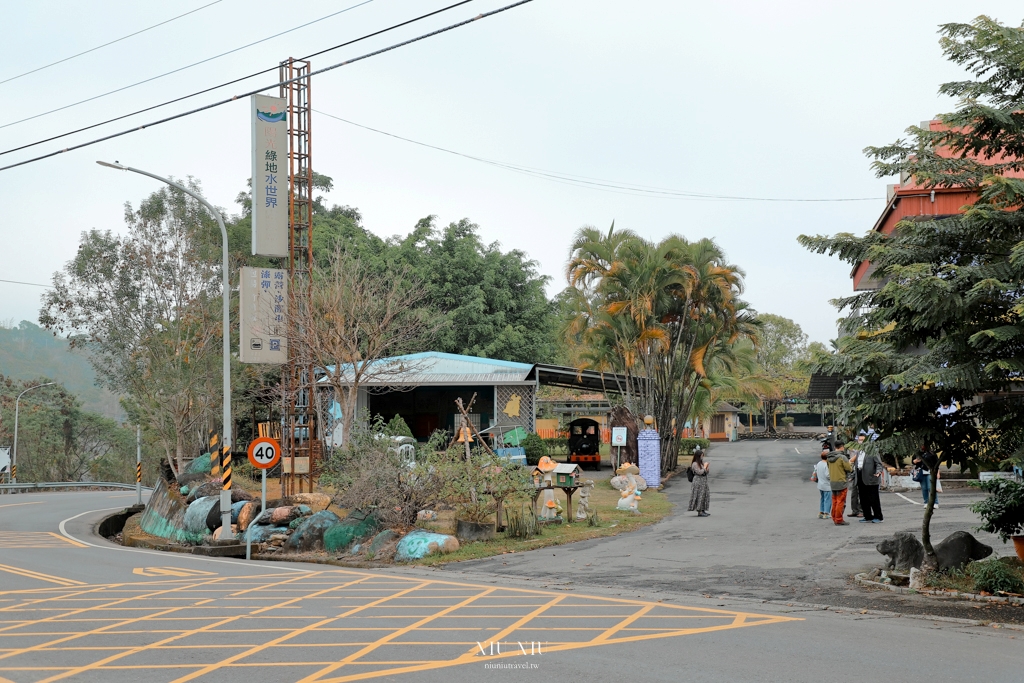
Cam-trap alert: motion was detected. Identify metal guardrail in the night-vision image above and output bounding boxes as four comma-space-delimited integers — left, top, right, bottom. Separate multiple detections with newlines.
0, 481, 155, 492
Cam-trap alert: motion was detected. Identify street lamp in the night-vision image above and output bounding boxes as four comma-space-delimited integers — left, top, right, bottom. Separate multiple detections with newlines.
97, 161, 233, 538
12, 382, 56, 484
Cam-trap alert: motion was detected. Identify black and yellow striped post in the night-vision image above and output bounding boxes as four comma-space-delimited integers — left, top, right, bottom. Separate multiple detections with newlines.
220, 444, 232, 491
136, 462, 142, 484
209, 431, 220, 478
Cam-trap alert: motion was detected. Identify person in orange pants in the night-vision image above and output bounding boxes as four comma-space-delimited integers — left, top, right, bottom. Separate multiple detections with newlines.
827, 445, 853, 525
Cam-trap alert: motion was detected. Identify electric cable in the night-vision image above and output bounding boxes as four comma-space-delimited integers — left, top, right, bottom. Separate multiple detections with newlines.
0, 0, 225, 86
315, 110, 879, 202
0, 278, 52, 288
0, 0, 381, 132
0, 0, 474, 156
0, 0, 532, 174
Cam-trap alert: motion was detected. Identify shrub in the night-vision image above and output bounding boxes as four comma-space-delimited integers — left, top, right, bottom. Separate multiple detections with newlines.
521, 433, 547, 465
385, 414, 414, 439
970, 479, 1024, 542
504, 504, 539, 539
541, 437, 568, 455
780, 416, 795, 427
970, 559, 1024, 595
677, 437, 710, 456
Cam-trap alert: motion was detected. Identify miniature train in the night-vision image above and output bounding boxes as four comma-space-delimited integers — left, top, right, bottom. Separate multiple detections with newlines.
566, 418, 602, 470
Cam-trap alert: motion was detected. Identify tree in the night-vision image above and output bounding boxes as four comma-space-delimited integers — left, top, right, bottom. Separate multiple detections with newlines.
751, 314, 810, 433
40, 181, 223, 474
798, 16, 1024, 559
564, 224, 756, 474
289, 246, 439, 446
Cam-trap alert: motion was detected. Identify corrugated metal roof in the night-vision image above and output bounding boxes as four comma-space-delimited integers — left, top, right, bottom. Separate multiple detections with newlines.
322, 352, 533, 386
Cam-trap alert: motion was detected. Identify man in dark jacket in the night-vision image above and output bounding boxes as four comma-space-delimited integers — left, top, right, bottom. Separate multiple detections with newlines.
854, 434, 885, 523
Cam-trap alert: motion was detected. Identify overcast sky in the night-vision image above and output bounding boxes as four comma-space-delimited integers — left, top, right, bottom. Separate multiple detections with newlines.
2, 0, 1020, 345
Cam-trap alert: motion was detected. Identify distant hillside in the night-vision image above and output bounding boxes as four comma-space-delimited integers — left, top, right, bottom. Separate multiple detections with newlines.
0, 321, 123, 420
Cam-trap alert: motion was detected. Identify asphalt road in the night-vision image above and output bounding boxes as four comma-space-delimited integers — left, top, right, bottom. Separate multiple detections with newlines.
0, 445, 1022, 683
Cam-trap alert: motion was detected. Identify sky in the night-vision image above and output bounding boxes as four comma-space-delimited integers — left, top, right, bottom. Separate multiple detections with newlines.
1, 0, 1021, 346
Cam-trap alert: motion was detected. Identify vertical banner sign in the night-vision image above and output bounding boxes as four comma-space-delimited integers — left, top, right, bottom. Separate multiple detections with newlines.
240, 266, 288, 363
251, 94, 289, 256
637, 428, 661, 488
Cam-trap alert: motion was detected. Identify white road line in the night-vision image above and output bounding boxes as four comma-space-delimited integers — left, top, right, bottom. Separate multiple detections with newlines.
894, 492, 923, 506
57, 507, 311, 572
794, 448, 801, 454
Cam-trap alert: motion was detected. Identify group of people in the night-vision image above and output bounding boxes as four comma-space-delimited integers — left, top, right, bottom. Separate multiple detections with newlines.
813, 432, 885, 525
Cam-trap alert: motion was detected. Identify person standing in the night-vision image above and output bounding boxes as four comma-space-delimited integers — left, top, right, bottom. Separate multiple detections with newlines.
688, 448, 710, 517
847, 444, 863, 518
856, 438, 885, 523
827, 445, 853, 525
912, 445, 939, 509
813, 450, 832, 519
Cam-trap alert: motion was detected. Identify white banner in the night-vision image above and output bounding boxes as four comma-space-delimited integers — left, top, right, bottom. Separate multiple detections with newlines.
239, 266, 287, 364
251, 94, 289, 256
0, 447, 9, 473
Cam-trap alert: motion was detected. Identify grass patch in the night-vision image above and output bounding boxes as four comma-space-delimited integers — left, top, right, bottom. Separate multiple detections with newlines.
926, 556, 1024, 595
410, 477, 673, 566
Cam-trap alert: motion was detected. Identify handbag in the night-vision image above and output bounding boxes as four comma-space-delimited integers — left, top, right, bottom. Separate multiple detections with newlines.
911, 467, 925, 483
687, 465, 695, 482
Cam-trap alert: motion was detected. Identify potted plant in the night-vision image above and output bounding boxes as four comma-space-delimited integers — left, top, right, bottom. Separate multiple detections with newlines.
970, 478, 1024, 561
780, 416, 795, 432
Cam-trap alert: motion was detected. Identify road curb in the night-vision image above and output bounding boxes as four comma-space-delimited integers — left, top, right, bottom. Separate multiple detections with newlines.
855, 572, 1024, 606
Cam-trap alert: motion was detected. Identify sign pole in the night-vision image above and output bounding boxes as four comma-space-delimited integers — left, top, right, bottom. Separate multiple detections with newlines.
261, 468, 267, 518
245, 436, 280, 561
136, 424, 142, 507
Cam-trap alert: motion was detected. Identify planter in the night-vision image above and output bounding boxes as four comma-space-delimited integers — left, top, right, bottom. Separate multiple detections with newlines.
1013, 535, 1024, 563
456, 519, 495, 542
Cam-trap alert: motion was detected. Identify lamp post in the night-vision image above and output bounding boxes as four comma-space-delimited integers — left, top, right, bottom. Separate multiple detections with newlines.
12, 382, 56, 485
97, 161, 233, 539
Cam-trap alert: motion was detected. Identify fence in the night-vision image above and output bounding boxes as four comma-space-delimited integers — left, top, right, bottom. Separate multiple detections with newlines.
536, 428, 612, 443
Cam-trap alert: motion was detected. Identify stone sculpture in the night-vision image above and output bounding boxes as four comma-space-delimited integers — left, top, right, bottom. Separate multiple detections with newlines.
934, 531, 993, 572
876, 531, 925, 571
610, 463, 648, 513
575, 480, 595, 521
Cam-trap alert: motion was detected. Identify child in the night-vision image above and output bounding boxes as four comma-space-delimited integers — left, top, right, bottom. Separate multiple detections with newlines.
813, 450, 832, 519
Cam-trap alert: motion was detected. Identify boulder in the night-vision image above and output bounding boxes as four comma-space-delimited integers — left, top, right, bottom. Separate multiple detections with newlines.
183, 496, 219, 534
268, 506, 304, 526
876, 532, 925, 571
187, 453, 213, 474
246, 524, 291, 544
369, 529, 399, 556
284, 510, 343, 552
237, 502, 260, 531
395, 530, 460, 562
230, 501, 248, 524
231, 488, 255, 503
176, 472, 208, 487
186, 480, 223, 502
935, 531, 993, 573
289, 492, 332, 512
323, 510, 382, 553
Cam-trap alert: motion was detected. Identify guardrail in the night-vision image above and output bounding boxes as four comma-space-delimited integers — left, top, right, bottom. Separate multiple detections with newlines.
0, 481, 155, 492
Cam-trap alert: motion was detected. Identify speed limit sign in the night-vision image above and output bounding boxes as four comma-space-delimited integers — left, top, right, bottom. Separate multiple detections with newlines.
247, 437, 281, 469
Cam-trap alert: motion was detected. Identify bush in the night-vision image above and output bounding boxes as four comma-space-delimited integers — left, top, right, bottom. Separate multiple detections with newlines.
521, 433, 547, 465
385, 414, 414, 439
541, 437, 568, 455
970, 478, 1024, 542
504, 504, 539, 539
677, 437, 710, 456
780, 416, 795, 427
970, 558, 1024, 595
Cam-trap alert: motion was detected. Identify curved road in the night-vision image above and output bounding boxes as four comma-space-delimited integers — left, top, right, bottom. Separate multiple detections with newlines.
0, 441, 1021, 683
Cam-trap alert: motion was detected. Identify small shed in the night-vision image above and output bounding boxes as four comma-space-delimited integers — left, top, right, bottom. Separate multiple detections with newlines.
709, 403, 741, 442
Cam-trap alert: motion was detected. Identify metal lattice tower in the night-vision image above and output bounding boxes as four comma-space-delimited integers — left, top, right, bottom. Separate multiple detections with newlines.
280, 58, 315, 496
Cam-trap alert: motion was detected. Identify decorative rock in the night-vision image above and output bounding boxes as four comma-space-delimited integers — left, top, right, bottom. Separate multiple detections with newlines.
230, 501, 248, 524
368, 529, 398, 556
934, 531, 993, 572
351, 544, 362, 554
290, 492, 332, 512
909, 567, 926, 590
186, 480, 223, 502
231, 488, 255, 503
237, 502, 260, 531
269, 506, 303, 526
416, 510, 437, 521
246, 524, 291, 544
183, 496, 219, 534
395, 530, 460, 562
322, 510, 382, 553
876, 532, 925, 571
179, 485, 190, 497
187, 453, 213, 474
284, 510, 343, 552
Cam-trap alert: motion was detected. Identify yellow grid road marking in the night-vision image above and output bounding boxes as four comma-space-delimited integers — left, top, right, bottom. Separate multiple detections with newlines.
133, 567, 218, 577
0, 564, 85, 587
0, 569, 800, 683
0, 532, 86, 549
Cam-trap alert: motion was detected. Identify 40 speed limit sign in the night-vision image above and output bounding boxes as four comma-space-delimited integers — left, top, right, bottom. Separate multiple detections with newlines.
247, 437, 281, 469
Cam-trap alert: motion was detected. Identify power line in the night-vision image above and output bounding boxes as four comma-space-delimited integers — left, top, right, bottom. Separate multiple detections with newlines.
0, 0, 534, 174
315, 110, 880, 202
0, 0, 475, 157
0, 0, 225, 87
0, 278, 51, 288
0, 0, 381, 132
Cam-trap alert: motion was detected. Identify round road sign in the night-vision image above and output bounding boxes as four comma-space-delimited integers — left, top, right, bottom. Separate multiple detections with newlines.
247, 437, 281, 469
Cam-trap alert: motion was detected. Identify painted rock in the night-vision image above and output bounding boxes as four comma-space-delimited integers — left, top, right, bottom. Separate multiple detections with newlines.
395, 530, 460, 562
290, 492, 332, 512
284, 510, 343, 552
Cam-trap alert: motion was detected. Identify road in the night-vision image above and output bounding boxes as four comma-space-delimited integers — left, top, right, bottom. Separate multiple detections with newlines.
0, 441, 1021, 683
